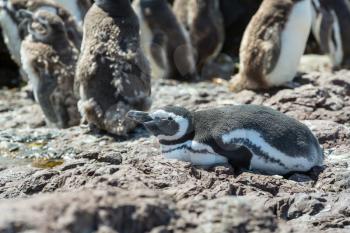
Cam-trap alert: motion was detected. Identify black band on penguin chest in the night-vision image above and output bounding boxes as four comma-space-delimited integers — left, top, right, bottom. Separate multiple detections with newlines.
159, 131, 195, 145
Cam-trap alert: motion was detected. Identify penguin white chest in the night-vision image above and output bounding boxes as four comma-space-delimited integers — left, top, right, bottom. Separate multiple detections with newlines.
161, 141, 228, 166
266, 0, 312, 85
20, 42, 40, 100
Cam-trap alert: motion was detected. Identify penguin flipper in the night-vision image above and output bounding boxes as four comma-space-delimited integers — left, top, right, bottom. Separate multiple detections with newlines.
313, 8, 335, 53
218, 144, 253, 170
207, 137, 253, 170
35, 68, 59, 126
150, 31, 168, 70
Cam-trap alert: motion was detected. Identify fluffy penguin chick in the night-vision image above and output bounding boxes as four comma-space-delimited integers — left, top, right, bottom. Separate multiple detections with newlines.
230, 0, 312, 92
311, 0, 350, 68
76, 0, 151, 136
128, 105, 323, 175
0, 0, 82, 66
132, 0, 197, 80
20, 9, 80, 128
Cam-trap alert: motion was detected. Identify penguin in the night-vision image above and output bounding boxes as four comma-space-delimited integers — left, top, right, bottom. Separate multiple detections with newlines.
173, 0, 225, 72
229, 0, 313, 92
132, 0, 197, 80
75, 0, 152, 136
0, 0, 82, 68
54, 0, 92, 24
127, 105, 323, 175
310, 0, 350, 69
219, 0, 261, 58
20, 9, 80, 128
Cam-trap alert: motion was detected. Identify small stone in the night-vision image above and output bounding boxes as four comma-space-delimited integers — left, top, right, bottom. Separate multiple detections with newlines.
288, 174, 313, 183
77, 151, 99, 160
59, 161, 86, 171
95, 165, 119, 176
97, 153, 122, 165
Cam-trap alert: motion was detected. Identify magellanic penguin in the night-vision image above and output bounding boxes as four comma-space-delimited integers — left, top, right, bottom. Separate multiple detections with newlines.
230, 0, 313, 92
311, 0, 350, 69
75, 0, 152, 136
127, 105, 323, 175
20, 9, 80, 128
132, 0, 197, 80
173, 0, 225, 72
0, 0, 82, 68
54, 0, 92, 24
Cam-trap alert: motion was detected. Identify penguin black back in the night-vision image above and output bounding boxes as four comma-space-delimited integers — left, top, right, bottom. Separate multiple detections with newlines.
192, 105, 320, 158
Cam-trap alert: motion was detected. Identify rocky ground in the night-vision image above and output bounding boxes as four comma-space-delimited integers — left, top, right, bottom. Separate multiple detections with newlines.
0, 66, 349, 233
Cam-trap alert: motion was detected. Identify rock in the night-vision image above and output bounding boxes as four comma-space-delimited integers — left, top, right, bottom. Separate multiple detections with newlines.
177, 196, 281, 233
0, 70, 350, 232
315, 158, 350, 193
0, 187, 288, 233
97, 153, 123, 165
303, 120, 350, 151
59, 161, 86, 171
19, 169, 60, 195
0, 188, 175, 233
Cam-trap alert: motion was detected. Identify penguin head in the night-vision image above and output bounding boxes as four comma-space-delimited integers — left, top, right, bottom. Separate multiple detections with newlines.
140, 0, 165, 8
23, 9, 66, 43
127, 106, 194, 141
95, 0, 133, 13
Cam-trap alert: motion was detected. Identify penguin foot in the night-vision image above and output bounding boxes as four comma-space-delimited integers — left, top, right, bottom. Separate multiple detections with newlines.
228, 76, 245, 93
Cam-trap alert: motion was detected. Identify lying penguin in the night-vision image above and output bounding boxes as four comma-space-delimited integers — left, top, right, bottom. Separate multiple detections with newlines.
127, 105, 323, 175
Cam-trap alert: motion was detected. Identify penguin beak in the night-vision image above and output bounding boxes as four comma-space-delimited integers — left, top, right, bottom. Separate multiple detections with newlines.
127, 110, 153, 123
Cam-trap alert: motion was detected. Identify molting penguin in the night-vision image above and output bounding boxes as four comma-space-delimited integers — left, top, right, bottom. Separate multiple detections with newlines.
128, 105, 323, 175
54, 0, 92, 24
173, 0, 225, 71
0, 0, 82, 68
132, 0, 197, 80
311, 0, 350, 69
230, 0, 312, 92
75, 0, 152, 136
128, 105, 323, 174
20, 9, 80, 128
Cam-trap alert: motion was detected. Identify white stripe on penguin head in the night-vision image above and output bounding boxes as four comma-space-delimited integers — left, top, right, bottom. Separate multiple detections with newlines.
151, 109, 189, 141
